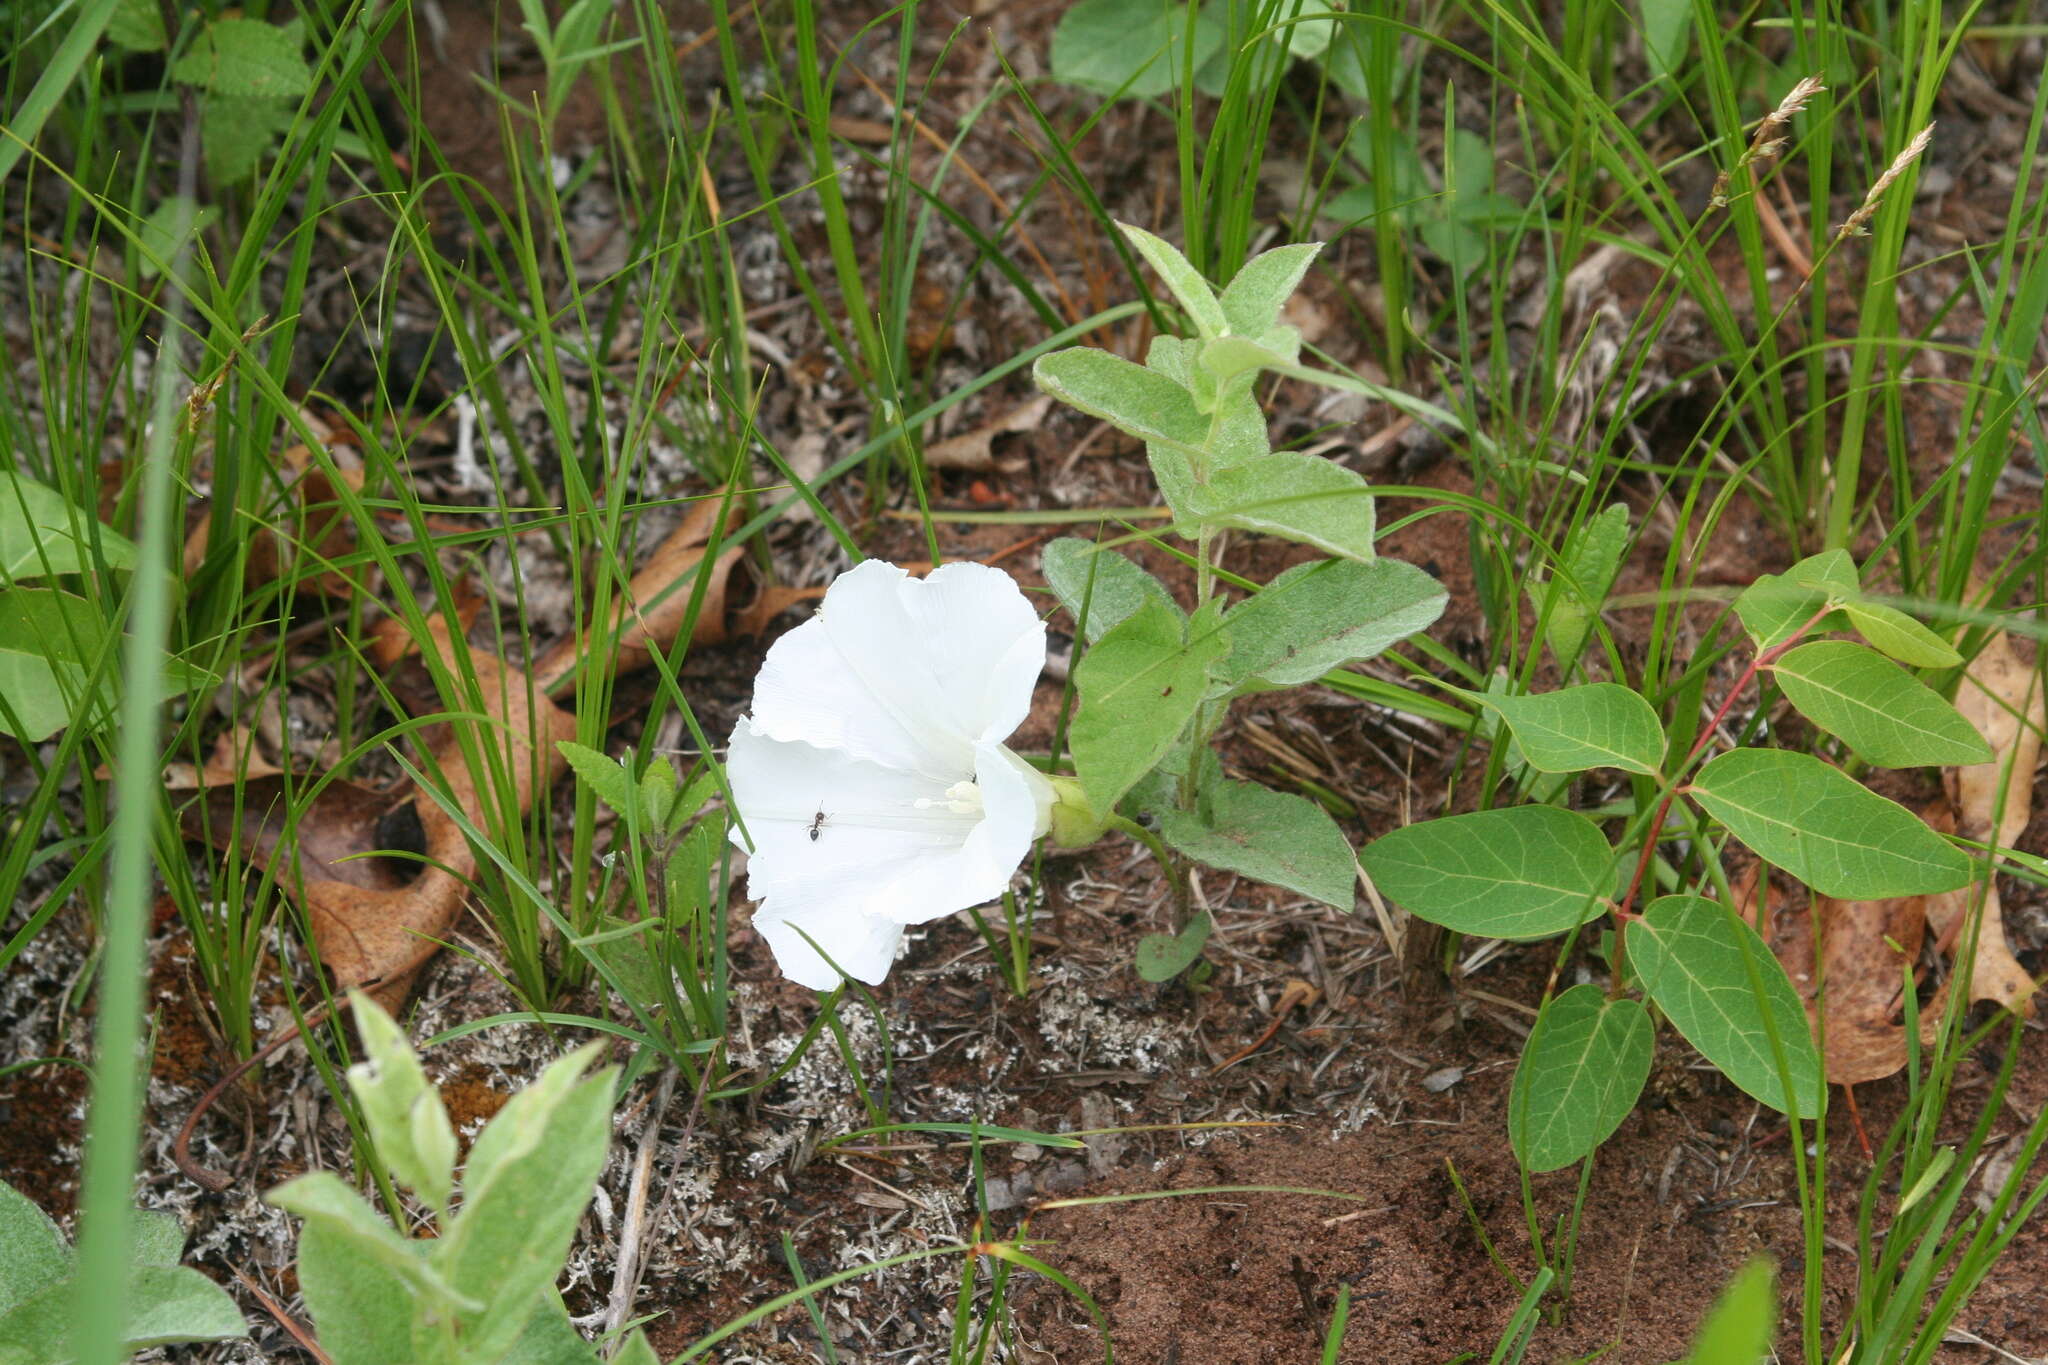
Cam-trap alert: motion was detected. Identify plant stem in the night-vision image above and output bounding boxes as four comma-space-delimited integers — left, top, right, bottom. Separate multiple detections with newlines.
1110, 814, 1192, 927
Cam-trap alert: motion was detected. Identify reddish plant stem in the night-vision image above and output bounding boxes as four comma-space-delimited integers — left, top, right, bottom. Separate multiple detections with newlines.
1609, 604, 1836, 991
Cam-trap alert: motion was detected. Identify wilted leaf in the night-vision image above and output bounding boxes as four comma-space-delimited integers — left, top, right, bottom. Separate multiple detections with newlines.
922, 395, 1053, 471
531, 492, 744, 685
1928, 627, 2042, 1018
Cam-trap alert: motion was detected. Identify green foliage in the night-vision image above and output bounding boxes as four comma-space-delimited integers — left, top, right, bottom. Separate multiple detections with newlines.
1528, 503, 1630, 674
1041, 537, 1183, 644
1213, 557, 1447, 695
1048, 0, 1222, 99
1769, 641, 1990, 768
0, 589, 215, 741
1688, 749, 1972, 899
167, 17, 312, 98
1070, 597, 1227, 824
1157, 777, 1355, 908
1679, 1259, 1776, 1365
0, 472, 138, 578
115, 11, 314, 182
1629, 897, 1823, 1118
1359, 806, 1611, 939
1135, 909, 1213, 982
1508, 985, 1653, 1173
0, 1178, 246, 1360
1463, 682, 1665, 775
267, 994, 654, 1365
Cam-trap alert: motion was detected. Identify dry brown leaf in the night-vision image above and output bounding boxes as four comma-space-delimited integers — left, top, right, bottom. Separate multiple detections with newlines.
531, 493, 745, 687
163, 725, 284, 791
182, 448, 368, 599
190, 616, 574, 1008
1926, 626, 2043, 1019
923, 395, 1052, 471
1739, 866, 1926, 1086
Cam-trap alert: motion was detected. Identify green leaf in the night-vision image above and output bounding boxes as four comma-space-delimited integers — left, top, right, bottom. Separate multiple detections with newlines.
1508, 986, 1653, 1172
1216, 557, 1444, 694
346, 992, 457, 1214
1042, 538, 1183, 644
1219, 241, 1322, 337
1466, 682, 1666, 775
118, 1266, 249, 1353
1688, 749, 1972, 898
169, 16, 312, 96
1119, 222, 1226, 339
1682, 1258, 1776, 1365
268, 1172, 476, 1314
0, 1181, 71, 1313
501, 1288, 607, 1365
1630, 896, 1824, 1117
1842, 600, 1962, 668
1158, 779, 1354, 908
1640, 0, 1690, 78
105, 0, 165, 50
0, 588, 215, 741
1071, 598, 1226, 817
1359, 805, 1611, 938
1180, 450, 1376, 563
200, 93, 291, 184
433, 1043, 615, 1362
1732, 549, 1856, 650
136, 195, 218, 279
1049, 0, 1221, 98
558, 741, 636, 822
638, 759, 679, 830
1771, 641, 1990, 768
0, 472, 138, 578
1033, 347, 1211, 463
1135, 910, 1212, 982
1528, 502, 1628, 671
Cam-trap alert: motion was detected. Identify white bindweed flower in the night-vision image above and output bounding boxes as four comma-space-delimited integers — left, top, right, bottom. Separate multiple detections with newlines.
727, 560, 1056, 988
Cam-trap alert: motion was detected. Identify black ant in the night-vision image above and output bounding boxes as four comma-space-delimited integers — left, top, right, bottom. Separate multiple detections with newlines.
808, 807, 829, 842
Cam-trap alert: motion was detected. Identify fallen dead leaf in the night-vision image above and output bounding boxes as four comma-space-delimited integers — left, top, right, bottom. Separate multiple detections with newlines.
923, 394, 1051, 472
1926, 625, 2042, 1019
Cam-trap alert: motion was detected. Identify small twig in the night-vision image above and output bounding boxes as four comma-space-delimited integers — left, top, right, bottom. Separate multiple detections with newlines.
1211, 980, 1318, 1076
173, 995, 352, 1191
232, 1268, 332, 1365
601, 1067, 678, 1345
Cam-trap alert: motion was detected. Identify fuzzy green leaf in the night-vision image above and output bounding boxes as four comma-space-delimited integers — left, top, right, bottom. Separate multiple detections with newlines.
1049, 0, 1222, 99
1630, 896, 1824, 1117
1219, 241, 1322, 337
1071, 597, 1225, 817
0, 472, 138, 578
1842, 601, 1962, 668
1158, 779, 1354, 908
1180, 450, 1376, 562
1508, 986, 1653, 1172
1771, 641, 1990, 768
200, 93, 292, 184
1216, 556, 1444, 693
0, 1181, 70, 1313
1360, 805, 1611, 938
169, 16, 311, 97
1467, 682, 1666, 775
1033, 347, 1211, 463
1042, 538, 1183, 644
434, 1044, 615, 1362
558, 741, 637, 822
105, 0, 166, 50
346, 993, 457, 1214
1688, 749, 1972, 898
1119, 222, 1226, 338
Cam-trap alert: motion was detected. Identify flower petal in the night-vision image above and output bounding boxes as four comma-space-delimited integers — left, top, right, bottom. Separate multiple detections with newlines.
751, 899, 904, 989
747, 561, 1045, 776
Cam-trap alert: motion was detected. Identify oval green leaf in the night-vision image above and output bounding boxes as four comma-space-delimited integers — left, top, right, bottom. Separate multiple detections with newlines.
1771, 641, 1990, 768
1509, 985, 1653, 1172
1630, 895, 1823, 1117
1842, 600, 1962, 668
1471, 682, 1666, 775
1359, 805, 1611, 939
1216, 556, 1445, 694
1157, 779, 1354, 909
1688, 749, 1971, 898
